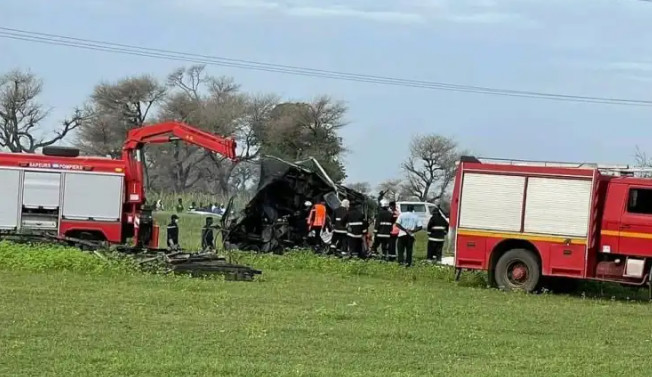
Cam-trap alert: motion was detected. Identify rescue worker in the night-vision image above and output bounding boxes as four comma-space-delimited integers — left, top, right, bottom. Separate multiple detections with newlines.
426, 205, 449, 263
166, 214, 180, 251
395, 204, 422, 267
176, 198, 184, 213
201, 217, 217, 252
346, 204, 368, 259
331, 199, 350, 256
388, 201, 400, 262
372, 199, 393, 260
307, 200, 327, 251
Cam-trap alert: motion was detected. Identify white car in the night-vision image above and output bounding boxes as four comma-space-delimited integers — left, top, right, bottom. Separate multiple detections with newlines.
396, 201, 451, 242
396, 201, 440, 226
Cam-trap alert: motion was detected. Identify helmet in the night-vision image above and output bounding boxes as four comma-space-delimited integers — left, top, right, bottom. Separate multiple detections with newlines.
304, 201, 312, 207
341, 199, 350, 208
380, 199, 389, 208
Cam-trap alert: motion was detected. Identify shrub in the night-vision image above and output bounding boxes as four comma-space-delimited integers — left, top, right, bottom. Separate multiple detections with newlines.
0, 241, 138, 275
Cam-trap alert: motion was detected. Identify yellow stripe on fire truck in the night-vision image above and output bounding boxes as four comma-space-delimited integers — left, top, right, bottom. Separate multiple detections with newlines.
457, 229, 587, 245
601, 230, 652, 240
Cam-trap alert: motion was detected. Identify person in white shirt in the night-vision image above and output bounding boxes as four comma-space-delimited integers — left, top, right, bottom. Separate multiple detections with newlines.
394, 204, 422, 267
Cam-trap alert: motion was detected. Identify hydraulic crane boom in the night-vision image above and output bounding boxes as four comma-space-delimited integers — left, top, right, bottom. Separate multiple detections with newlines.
122, 121, 237, 160
120, 121, 238, 247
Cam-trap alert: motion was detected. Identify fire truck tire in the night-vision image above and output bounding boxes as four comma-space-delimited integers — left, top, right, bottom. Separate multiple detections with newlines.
494, 248, 541, 292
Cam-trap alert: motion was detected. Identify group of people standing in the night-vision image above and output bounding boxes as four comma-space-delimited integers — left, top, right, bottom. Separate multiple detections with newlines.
305, 198, 449, 267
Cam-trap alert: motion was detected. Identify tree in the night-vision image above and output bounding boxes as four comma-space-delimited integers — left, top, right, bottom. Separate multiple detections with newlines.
154, 65, 278, 195
402, 134, 461, 202
0, 69, 82, 152
75, 75, 166, 158
347, 181, 371, 195
262, 96, 348, 182
377, 179, 403, 201
634, 146, 652, 178
201, 91, 278, 195
147, 91, 206, 192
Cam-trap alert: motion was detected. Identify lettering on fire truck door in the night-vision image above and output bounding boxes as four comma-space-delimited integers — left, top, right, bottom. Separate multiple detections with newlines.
618, 186, 652, 258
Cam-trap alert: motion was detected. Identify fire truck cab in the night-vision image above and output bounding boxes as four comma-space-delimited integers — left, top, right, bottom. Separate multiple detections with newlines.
450, 156, 652, 292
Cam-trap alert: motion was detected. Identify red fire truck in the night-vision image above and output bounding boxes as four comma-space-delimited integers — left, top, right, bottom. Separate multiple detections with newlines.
0, 121, 236, 249
450, 156, 652, 293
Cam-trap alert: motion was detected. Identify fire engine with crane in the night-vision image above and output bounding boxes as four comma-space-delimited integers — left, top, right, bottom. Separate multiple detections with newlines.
450, 156, 652, 296
0, 121, 237, 251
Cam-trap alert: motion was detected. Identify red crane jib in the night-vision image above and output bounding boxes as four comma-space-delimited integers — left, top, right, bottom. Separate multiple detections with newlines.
122, 121, 237, 160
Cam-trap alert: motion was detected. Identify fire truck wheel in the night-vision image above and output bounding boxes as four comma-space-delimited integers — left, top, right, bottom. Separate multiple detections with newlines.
494, 248, 541, 292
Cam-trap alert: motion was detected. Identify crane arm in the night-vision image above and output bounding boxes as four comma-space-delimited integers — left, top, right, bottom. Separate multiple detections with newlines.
122, 121, 237, 160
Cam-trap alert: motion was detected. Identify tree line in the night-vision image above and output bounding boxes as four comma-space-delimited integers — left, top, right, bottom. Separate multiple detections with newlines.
0, 65, 464, 202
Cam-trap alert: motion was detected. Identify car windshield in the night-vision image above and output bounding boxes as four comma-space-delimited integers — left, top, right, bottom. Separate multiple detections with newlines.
400, 204, 426, 213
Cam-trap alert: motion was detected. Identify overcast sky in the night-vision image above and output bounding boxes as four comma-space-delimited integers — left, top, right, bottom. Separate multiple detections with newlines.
2, 0, 652, 186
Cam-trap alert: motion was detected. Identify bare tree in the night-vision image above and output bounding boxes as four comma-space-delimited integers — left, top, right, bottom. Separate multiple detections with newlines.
147, 92, 206, 192
634, 146, 652, 178
402, 134, 461, 202
203, 92, 278, 195
157, 65, 278, 195
76, 75, 166, 158
0, 69, 83, 152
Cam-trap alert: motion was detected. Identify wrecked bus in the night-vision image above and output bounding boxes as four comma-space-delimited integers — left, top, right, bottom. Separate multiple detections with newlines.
222, 156, 368, 253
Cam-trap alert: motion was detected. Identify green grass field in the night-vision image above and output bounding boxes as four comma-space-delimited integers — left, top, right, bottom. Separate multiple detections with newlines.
2, 219, 652, 376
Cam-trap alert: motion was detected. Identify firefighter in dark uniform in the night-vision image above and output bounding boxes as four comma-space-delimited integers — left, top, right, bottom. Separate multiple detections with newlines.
331, 199, 349, 256
388, 201, 400, 261
372, 199, 393, 260
426, 206, 449, 262
346, 204, 368, 259
167, 214, 180, 251
201, 217, 217, 252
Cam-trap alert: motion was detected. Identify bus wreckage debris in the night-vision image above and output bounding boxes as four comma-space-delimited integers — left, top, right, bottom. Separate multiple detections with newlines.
137, 251, 262, 281
0, 232, 261, 281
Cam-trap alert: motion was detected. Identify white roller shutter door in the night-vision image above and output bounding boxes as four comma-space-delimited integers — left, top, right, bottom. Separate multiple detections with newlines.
459, 173, 525, 232
524, 177, 592, 237
62, 173, 124, 221
23, 172, 61, 209
0, 169, 21, 229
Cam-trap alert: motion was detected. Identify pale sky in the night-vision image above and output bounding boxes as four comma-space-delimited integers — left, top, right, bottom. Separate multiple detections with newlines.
2, 0, 652, 187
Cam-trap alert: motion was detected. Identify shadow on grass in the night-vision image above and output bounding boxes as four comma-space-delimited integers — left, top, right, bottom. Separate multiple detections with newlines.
568, 281, 650, 302
228, 250, 486, 287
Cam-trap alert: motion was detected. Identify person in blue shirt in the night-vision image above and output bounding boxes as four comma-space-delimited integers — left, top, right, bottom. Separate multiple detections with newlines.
395, 204, 422, 267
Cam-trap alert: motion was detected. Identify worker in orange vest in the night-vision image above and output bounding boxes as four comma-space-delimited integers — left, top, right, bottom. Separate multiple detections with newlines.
306, 200, 327, 251
388, 201, 400, 262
